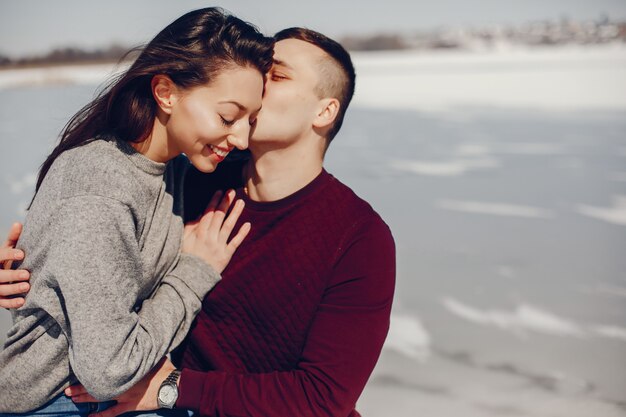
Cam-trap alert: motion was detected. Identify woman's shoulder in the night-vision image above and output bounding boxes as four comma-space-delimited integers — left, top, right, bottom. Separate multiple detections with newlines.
47, 139, 146, 204
56, 137, 126, 166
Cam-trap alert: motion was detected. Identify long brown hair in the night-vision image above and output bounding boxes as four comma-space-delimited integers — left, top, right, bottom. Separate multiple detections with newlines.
35, 7, 274, 193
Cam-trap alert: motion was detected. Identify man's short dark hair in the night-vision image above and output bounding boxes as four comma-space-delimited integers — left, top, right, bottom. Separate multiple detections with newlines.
274, 27, 356, 146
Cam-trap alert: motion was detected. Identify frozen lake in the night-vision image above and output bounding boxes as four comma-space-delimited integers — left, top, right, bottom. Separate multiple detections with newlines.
1, 44, 625, 416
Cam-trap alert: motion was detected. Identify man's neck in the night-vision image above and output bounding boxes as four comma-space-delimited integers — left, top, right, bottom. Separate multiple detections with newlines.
244, 140, 324, 202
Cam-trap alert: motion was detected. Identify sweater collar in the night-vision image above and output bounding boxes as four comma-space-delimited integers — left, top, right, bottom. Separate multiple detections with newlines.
238, 169, 331, 212
105, 136, 167, 176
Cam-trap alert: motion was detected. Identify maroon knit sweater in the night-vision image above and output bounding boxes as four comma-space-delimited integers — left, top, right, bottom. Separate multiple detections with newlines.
172, 162, 395, 417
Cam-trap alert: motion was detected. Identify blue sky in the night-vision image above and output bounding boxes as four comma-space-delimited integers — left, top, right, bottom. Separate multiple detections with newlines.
2, 0, 626, 58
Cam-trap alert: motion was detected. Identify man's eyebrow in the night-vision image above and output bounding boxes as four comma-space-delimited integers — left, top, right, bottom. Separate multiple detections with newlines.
218, 101, 262, 113
272, 58, 292, 70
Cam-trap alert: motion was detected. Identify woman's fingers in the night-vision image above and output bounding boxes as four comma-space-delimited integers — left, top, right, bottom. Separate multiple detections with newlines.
0, 268, 29, 283
64, 384, 89, 397
2, 223, 23, 249
181, 189, 249, 272
1, 223, 23, 271
68, 392, 98, 403
206, 190, 224, 212
196, 212, 215, 239
1, 222, 23, 271
198, 190, 224, 232
1, 247, 24, 270
218, 199, 245, 243
0, 248, 25, 261
226, 222, 251, 253
192, 190, 238, 240
0, 281, 30, 297
0, 296, 25, 309
0, 246, 29, 309
217, 190, 236, 212
207, 190, 235, 233
203, 190, 224, 217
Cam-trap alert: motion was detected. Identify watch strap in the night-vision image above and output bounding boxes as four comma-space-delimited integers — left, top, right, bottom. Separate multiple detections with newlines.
164, 369, 181, 386
157, 369, 182, 408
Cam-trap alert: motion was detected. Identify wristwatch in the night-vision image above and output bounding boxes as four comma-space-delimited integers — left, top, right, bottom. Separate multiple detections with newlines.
157, 369, 182, 409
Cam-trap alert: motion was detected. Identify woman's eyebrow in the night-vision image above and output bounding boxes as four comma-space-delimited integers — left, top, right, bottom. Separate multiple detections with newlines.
218, 101, 261, 113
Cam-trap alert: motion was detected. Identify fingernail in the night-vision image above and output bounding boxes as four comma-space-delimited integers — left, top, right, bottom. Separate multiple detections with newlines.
19, 271, 29, 279
20, 283, 29, 292
14, 251, 24, 260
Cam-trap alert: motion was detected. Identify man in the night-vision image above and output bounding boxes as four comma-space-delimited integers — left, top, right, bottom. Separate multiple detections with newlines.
1, 28, 395, 417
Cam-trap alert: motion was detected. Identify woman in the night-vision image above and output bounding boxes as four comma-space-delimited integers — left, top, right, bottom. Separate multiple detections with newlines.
0, 7, 273, 415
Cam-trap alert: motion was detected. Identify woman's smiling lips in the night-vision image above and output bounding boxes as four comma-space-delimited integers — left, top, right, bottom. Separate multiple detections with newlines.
207, 144, 231, 161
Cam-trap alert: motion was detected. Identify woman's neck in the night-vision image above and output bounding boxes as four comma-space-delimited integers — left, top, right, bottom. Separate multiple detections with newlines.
130, 116, 178, 163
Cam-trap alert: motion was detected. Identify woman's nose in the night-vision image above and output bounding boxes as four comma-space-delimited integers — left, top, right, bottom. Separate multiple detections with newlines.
227, 123, 250, 150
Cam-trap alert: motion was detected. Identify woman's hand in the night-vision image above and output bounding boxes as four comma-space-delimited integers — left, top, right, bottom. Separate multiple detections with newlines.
65, 357, 177, 417
0, 223, 30, 309
182, 189, 250, 273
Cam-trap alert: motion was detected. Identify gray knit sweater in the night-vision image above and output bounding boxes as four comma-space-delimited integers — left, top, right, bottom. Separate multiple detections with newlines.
0, 138, 220, 412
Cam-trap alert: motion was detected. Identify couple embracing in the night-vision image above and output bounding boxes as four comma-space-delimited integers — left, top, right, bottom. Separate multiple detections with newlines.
0, 7, 395, 417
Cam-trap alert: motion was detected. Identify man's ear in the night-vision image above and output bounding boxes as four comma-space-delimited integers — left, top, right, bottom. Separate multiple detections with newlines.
313, 98, 340, 130
151, 75, 178, 115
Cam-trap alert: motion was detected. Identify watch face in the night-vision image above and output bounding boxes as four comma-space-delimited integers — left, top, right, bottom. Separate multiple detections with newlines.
159, 384, 177, 404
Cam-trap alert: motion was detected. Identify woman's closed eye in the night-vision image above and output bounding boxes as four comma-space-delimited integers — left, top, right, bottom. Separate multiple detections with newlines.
220, 115, 235, 127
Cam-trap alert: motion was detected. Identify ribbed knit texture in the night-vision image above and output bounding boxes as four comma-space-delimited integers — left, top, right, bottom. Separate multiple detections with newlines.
173, 163, 396, 417
0, 138, 220, 412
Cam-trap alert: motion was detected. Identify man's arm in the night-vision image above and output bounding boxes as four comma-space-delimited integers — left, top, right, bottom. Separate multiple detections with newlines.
76, 216, 396, 417
0, 223, 30, 309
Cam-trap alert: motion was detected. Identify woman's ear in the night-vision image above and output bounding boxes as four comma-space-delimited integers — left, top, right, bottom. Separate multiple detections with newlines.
312, 98, 340, 130
151, 75, 178, 115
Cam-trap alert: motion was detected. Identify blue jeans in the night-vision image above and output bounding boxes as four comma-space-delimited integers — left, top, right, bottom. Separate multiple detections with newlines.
0, 394, 116, 417
0, 393, 194, 417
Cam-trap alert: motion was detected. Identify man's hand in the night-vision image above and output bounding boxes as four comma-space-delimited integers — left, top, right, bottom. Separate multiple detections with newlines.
0, 223, 30, 309
65, 357, 177, 417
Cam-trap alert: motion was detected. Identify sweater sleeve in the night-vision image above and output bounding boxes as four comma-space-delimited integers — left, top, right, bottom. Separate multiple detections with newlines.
176, 218, 396, 417
46, 195, 220, 401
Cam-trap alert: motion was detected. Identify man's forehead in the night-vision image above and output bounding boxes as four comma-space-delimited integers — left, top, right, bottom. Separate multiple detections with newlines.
273, 39, 326, 68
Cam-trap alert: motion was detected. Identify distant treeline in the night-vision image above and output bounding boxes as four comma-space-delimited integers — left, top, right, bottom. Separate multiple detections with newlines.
341, 17, 626, 51
0, 44, 139, 69
340, 34, 410, 51
2, 18, 625, 68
